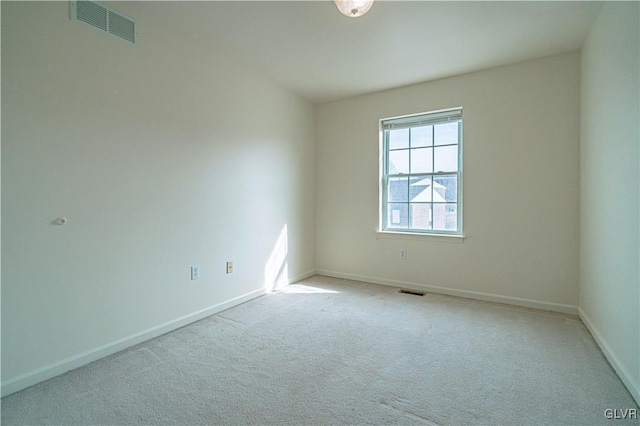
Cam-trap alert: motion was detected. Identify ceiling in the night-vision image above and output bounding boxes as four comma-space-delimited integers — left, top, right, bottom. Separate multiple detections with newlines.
121, 1, 603, 104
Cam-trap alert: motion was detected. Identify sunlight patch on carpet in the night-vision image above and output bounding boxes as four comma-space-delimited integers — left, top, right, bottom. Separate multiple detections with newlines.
277, 285, 339, 294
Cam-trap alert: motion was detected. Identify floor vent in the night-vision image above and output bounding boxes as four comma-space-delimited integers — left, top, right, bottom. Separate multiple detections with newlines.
71, 1, 137, 45
399, 289, 426, 296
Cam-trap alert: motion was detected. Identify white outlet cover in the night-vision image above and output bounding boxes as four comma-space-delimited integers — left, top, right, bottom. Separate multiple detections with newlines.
191, 265, 200, 280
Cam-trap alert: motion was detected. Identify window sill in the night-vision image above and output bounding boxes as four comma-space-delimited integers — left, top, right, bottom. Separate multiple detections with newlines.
376, 230, 465, 243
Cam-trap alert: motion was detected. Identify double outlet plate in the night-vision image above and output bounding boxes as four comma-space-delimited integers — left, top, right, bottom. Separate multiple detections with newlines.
191, 265, 200, 280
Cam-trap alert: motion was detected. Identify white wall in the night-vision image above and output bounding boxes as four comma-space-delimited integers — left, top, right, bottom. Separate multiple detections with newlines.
4, 0, 637, 404
1, 1, 315, 395
316, 52, 581, 313
579, 2, 639, 404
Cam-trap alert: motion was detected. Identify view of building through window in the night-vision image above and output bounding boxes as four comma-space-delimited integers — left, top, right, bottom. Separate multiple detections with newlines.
381, 109, 462, 234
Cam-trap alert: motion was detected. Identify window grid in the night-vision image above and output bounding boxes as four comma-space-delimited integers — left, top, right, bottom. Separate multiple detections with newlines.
381, 109, 462, 235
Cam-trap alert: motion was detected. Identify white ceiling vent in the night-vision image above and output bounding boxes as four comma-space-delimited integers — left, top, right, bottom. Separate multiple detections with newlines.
71, 1, 137, 45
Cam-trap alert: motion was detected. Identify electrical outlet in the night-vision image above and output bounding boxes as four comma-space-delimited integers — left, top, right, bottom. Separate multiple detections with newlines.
400, 249, 407, 259
226, 261, 233, 274
191, 265, 200, 280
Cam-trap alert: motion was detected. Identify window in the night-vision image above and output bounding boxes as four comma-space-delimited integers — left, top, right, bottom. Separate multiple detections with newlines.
380, 108, 462, 235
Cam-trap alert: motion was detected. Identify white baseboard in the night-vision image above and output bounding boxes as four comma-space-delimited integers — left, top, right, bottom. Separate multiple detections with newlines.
1, 287, 266, 398
315, 269, 579, 316
579, 308, 640, 405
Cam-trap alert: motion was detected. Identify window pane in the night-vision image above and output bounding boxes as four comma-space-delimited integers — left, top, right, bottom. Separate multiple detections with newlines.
434, 122, 458, 146
389, 149, 409, 174
410, 203, 432, 230
433, 203, 457, 231
387, 203, 408, 228
434, 145, 458, 172
389, 128, 409, 150
409, 177, 433, 202
388, 177, 408, 202
433, 175, 457, 202
410, 147, 433, 174
411, 125, 432, 147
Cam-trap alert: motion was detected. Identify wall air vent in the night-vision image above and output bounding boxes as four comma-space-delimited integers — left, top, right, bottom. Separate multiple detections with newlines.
71, 1, 137, 45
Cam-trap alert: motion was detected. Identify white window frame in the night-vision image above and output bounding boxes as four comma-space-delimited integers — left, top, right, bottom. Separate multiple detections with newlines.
379, 107, 463, 236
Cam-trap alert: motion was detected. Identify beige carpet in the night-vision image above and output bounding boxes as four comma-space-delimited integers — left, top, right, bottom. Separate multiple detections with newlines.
2, 275, 638, 425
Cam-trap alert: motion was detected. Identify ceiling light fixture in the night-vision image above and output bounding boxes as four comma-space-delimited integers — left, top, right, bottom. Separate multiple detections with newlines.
333, 0, 374, 18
